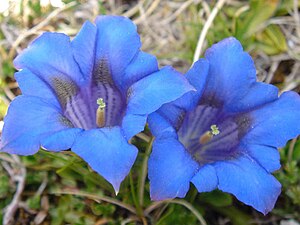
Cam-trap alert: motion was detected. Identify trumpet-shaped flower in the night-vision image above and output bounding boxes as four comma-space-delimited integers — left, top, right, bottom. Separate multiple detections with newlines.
0, 16, 194, 192
148, 37, 300, 214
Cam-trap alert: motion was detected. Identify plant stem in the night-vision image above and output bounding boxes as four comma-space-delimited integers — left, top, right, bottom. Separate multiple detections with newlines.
169, 199, 207, 225
138, 137, 155, 207
288, 138, 297, 162
193, 0, 227, 62
129, 171, 143, 216
145, 199, 207, 225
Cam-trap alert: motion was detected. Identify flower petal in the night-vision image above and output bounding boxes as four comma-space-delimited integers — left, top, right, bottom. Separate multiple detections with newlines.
121, 113, 147, 140
202, 37, 257, 110
191, 164, 218, 192
243, 91, 300, 147
94, 15, 141, 90
245, 144, 280, 173
214, 156, 281, 215
148, 137, 198, 200
15, 69, 60, 107
71, 127, 138, 193
41, 128, 82, 152
14, 32, 83, 85
71, 20, 97, 81
123, 51, 159, 92
127, 66, 195, 115
1, 96, 77, 155
181, 58, 209, 110
147, 59, 208, 138
15, 60, 89, 129
226, 82, 279, 113
148, 105, 184, 138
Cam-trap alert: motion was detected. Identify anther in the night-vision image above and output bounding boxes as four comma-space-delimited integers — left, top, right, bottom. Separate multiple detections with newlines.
96, 98, 106, 128
210, 125, 220, 135
199, 124, 220, 145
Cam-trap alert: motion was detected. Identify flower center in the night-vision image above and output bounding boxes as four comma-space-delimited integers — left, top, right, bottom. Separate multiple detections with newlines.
50, 59, 126, 130
178, 104, 251, 165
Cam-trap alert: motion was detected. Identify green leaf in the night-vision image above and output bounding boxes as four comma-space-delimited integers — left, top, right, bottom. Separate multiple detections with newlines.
2, 61, 15, 78
27, 195, 41, 210
199, 190, 233, 207
156, 204, 198, 225
50, 195, 73, 225
236, 0, 279, 39
216, 206, 252, 225
90, 202, 115, 216
255, 24, 287, 55
0, 174, 9, 198
286, 186, 300, 205
276, 0, 294, 16
292, 139, 300, 161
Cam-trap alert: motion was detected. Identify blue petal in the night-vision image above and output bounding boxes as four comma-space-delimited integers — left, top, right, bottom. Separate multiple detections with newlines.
181, 59, 209, 110
148, 112, 171, 138
41, 128, 82, 152
148, 108, 181, 139
1, 96, 78, 155
202, 37, 258, 110
226, 82, 279, 113
123, 51, 159, 92
147, 59, 208, 138
71, 20, 97, 81
214, 156, 281, 215
15, 69, 60, 107
71, 127, 138, 192
14, 32, 83, 85
191, 164, 218, 192
121, 113, 147, 140
201, 38, 293, 116
149, 59, 208, 136
246, 144, 280, 173
127, 66, 195, 115
243, 91, 300, 147
148, 137, 198, 200
94, 15, 141, 90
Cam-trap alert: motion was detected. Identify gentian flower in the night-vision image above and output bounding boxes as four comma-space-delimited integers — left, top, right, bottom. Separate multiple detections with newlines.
0, 15, 194, 192
148, 37, 300, 214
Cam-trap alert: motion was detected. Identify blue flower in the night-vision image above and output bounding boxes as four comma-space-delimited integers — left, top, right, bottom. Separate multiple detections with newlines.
148, 37, 300, 214
0, 15, 194, 193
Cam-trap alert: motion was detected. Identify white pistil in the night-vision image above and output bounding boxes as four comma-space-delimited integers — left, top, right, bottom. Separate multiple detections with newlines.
199, 124, 220, 145
96, 98, 106, 128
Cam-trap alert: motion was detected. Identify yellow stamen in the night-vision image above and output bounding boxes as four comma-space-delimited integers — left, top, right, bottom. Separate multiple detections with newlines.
199, 131, 213, 145
199, 125, 220, 145
96, 98, 106, 128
